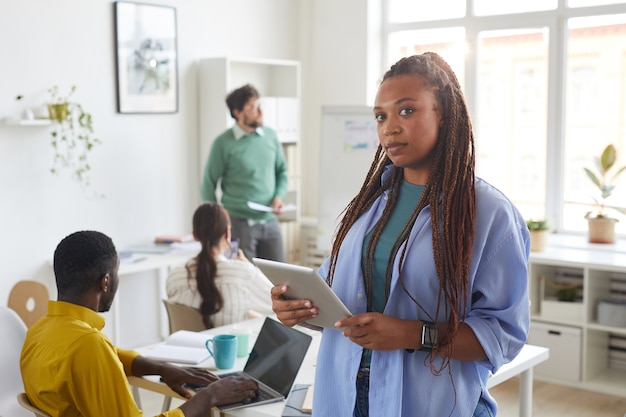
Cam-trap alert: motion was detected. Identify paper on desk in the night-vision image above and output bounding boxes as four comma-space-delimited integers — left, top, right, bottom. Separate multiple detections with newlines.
170, 241, 201, 252
145, 330, 212, 365
247, 201, 297, 213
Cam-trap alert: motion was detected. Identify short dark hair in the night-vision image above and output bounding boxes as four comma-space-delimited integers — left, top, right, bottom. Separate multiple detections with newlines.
53, 230, 118, 296
225, 84, 259, 119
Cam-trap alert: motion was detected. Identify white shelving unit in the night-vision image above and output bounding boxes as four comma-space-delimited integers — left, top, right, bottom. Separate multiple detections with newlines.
197, 57, 302, 262
527, 240, 626, 398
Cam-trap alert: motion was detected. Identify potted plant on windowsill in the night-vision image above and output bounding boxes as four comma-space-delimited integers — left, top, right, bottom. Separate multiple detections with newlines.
583, 144, 626, 243
47, 85, 102, 197
526, 219, 549, 252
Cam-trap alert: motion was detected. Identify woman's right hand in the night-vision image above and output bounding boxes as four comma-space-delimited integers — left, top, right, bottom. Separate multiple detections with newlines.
270, 285, 319, 327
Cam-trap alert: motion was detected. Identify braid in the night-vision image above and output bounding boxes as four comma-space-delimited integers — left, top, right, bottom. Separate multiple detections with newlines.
191, 202, 230, 329
328, 52, 476, 375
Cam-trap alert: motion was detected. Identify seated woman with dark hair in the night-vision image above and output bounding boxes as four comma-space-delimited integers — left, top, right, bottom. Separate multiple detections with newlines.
166, 203, 274, 328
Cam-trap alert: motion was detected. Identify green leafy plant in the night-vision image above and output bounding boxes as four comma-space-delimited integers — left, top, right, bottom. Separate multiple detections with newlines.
583, 144, 626, 220
526, 219, 549, 232
48, 85, 102, 196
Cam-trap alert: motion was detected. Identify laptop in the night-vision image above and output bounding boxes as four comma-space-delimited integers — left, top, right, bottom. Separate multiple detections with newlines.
215, 317, 313, 411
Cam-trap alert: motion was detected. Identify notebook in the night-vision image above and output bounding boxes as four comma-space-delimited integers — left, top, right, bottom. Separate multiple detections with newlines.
215, 317, 313, 411
145, 330, 211, 365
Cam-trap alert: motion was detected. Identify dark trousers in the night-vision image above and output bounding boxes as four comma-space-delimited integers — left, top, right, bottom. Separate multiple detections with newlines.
231, 217, 285, 262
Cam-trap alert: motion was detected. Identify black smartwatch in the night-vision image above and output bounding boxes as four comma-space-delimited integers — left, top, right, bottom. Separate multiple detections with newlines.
419, 321, 439, 351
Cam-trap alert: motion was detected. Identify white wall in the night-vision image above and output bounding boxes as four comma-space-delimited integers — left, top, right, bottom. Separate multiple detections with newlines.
0, 0, 377, 345
0, 0, 301, 305
297, 0, 377, 219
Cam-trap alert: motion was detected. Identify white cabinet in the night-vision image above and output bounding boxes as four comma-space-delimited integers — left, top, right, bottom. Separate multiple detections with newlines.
197, 57, 302, 261
528, 243, 626, 397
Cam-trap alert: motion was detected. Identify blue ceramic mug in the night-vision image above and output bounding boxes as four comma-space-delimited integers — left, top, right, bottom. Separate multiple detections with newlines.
205, 334, 237, 369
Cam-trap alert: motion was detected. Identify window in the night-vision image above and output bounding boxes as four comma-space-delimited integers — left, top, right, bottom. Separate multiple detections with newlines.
472, 0, 557, 16
384, 1, 626, 237
387, 0, 465, 23
563, 14, 626, 232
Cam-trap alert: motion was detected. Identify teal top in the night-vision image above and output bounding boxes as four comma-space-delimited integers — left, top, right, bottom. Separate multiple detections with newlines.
201, 124, 288, 220
360, 180, 424, 367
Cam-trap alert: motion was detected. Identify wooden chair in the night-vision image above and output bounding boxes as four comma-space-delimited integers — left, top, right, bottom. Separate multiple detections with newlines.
8, 280, 50, 328
16, 393, 52, 417
159, 300, 207, 412
162, 299, 207, 333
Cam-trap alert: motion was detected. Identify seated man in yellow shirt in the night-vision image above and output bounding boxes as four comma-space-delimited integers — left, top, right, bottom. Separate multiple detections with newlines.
20, 230, 258, 417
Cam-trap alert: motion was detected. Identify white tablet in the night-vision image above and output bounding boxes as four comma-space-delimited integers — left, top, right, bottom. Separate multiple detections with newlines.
253, 258, 352, 328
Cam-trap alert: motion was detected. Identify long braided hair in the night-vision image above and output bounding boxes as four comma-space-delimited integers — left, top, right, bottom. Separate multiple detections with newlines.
189, 202, 229, 328
327, 52, 476, 372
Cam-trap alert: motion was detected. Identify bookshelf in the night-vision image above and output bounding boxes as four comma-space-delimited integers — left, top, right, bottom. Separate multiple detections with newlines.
197, 57, 302, 262
527, 239, 626, 397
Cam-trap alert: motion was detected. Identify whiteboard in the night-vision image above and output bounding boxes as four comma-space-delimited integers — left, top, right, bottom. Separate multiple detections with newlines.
317, 106, 379, 252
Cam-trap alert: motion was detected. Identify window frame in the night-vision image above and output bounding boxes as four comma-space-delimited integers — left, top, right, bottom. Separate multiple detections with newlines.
381, 0, 626, 236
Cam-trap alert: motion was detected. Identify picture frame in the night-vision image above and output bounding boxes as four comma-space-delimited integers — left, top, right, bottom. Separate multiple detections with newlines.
113, 1, 178, 114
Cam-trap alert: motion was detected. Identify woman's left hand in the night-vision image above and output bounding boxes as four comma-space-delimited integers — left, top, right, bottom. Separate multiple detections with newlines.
235, 249, 248, 262
336, 313, 419, 351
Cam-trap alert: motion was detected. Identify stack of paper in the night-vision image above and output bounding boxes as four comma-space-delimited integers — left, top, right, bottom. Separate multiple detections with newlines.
146, 330, 212, 365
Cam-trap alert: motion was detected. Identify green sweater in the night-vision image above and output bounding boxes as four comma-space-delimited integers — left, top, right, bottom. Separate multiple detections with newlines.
201, 126, 288, 220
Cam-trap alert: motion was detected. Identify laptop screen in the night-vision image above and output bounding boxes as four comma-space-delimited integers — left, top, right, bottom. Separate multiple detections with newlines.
244, 318, 312, 397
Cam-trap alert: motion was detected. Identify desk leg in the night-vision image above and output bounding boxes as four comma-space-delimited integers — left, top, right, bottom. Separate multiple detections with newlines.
162, 396, 172, 413
132, 386, 142, 409
158, 266, 170, 340
518, 368, 533, 417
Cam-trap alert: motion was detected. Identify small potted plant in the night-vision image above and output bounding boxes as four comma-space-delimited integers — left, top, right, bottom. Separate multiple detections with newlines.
47, 85, 102, 196
526, 219, 549, 252
583, 144, 626, 243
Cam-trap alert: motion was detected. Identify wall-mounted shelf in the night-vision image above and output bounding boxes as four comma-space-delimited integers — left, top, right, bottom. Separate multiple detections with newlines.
2, 118, 51, 127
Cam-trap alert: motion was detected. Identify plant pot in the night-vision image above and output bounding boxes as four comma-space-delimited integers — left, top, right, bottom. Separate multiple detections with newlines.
47, 103, 68, 121
587, 217, 616, 244
529, 230, 548, 252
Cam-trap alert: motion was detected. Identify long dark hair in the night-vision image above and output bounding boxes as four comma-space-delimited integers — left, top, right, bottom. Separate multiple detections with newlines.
190, 202, 230, 328
328, 52, 476, 372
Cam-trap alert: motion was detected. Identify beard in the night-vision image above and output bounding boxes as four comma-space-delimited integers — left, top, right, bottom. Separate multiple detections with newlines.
243, 114, 263, 130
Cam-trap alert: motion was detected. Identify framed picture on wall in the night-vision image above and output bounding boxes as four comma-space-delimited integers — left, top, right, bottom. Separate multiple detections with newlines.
113, 1, 178, 113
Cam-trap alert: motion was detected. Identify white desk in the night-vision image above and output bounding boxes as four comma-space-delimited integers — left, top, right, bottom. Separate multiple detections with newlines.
108, 248, 198, 346
487, 344, 549, 417
129, 318, 548, 417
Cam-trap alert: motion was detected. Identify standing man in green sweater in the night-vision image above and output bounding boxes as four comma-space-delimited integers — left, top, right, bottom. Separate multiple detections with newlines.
201, 84, 288, 262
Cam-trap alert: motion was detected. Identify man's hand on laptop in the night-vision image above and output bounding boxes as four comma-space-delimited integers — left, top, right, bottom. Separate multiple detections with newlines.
160, 365, 219, 399
207, 376, 258, 405
178, 376, 257, 416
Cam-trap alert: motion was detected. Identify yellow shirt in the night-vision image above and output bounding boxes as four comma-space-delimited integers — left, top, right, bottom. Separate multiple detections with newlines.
20, 301, 184, 417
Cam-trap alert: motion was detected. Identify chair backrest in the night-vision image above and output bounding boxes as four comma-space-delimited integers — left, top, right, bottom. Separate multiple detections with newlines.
0, 307, 31, 417
162, 299, 207, 333
8, 280, 50, 328
16, 393, 52, 417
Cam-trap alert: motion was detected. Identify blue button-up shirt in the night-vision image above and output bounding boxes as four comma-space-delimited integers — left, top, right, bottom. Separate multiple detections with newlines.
313, 167, 530, 417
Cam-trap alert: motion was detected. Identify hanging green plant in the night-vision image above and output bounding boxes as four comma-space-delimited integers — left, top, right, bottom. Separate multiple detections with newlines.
48, 85, 103, 197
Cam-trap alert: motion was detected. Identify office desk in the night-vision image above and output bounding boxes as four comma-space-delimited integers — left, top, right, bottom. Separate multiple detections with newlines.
129, 318, 548, 417
109, 248, 198, 346
487, 344, 549, 417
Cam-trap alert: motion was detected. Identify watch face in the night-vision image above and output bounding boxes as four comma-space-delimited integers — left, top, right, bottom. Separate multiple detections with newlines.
421, 323, 439, 350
